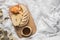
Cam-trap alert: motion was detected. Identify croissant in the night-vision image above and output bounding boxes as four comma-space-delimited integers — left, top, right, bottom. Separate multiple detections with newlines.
9, 4, 29, 27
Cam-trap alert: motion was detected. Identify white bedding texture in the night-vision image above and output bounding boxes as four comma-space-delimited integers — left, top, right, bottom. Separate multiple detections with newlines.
0, 0, 60, 40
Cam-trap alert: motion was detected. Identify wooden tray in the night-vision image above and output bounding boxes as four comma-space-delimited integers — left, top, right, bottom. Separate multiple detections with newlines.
9, 4, 36, 38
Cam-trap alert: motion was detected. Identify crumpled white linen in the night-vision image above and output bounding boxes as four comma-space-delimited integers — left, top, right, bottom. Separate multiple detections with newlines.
0, 0, 60, 40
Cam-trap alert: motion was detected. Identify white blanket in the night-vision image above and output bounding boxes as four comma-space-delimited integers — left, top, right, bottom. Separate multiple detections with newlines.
0, 0, 60, 40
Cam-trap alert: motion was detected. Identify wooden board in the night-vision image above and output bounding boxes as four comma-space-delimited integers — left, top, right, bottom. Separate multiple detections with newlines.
9, 4, 36, 38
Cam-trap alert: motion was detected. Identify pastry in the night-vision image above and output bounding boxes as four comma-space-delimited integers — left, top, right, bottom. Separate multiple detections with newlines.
9, 4, 29, 27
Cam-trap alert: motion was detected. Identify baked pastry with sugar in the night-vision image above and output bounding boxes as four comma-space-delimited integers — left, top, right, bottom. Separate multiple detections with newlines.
9, 4, 29, 27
